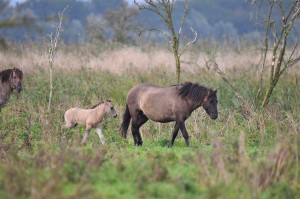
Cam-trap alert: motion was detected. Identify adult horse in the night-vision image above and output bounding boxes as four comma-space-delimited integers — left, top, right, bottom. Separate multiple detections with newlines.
120, 82, 218, 147
0, 67, 23, 111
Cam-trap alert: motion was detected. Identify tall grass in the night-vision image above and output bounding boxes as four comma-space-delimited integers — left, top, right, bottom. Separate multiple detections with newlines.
0, 44, 299, 198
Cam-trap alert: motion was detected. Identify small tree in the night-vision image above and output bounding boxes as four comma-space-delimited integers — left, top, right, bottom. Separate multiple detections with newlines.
134, 0, 197, 83
249, 0, 300, 108
86, 2, 139, 44
0, 1, 37, 48
47, 6, 67, 112
105, 2, 139, 44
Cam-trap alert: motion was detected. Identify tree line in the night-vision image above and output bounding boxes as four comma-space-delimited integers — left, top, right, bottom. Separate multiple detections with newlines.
0, 0, 261, 44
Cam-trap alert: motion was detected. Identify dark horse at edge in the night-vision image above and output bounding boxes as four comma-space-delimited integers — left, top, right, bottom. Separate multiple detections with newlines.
120, 82, 218, 147
0, 67, 23, 111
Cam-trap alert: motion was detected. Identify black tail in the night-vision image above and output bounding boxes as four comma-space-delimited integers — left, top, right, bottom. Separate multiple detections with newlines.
120, 104, 131, 138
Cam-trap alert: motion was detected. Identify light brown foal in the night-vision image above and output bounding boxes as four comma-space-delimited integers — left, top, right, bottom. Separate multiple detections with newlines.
63, 100, 117, 145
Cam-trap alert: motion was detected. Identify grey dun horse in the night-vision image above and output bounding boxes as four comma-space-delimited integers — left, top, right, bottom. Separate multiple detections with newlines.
0, 67, 23, 111
120, 82, 218, 147
63, 100, 117, 145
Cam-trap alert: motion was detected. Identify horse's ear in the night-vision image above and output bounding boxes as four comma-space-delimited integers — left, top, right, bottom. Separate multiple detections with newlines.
214, 89, 217, 94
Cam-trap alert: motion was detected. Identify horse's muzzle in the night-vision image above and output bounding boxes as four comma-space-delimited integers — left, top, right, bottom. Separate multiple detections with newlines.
113, 114, 118, 118
17, 83, 22, 93
210, 114, 218, 120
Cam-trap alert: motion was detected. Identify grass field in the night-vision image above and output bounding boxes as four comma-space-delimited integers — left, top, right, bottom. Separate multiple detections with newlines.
0, 43, 299, 199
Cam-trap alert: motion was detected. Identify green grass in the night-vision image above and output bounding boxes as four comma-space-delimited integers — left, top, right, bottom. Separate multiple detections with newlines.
0, 66, 299, 199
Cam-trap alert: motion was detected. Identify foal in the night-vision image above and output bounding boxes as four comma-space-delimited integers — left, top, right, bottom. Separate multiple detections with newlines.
63, 100, 117, 145
0, 67, 23, 111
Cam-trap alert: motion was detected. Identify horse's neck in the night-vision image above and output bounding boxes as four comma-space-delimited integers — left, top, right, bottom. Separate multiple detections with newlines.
187, 99, 202, 112
0, 82, 13, 104
93, 104, 106, 119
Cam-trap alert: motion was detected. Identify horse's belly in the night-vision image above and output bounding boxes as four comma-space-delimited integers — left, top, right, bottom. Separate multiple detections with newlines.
143, 110, 175, 123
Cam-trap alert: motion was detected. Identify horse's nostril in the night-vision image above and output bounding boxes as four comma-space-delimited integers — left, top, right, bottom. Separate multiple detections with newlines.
211, 114, 218, 120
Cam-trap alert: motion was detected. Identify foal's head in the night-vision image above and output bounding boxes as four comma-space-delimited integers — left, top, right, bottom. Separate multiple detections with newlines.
202, 89, 218, 120
1, 68, 23, 93
104, 100, 117, 118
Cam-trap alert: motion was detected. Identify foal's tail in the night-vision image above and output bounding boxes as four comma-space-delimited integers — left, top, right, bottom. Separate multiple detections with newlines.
119, 104, 131, 139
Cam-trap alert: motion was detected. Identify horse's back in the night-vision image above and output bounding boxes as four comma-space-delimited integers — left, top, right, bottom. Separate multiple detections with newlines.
126, 83, 181, 122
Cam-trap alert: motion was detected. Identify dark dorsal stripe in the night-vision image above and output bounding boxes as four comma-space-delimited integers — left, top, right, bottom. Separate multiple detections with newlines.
88, 100, 111, 109
178, 82, 211, 102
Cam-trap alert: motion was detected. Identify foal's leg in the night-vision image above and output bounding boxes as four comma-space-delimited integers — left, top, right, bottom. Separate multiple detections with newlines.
168, 122, 179, 148
179, 121, 190, 147
96, 127, 105, 145
81, 125, 92, 145
62, 121, 75, 129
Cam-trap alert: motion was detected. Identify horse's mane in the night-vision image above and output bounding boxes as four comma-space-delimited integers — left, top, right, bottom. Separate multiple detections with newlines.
88, 100, 111, 109
0, 68, 23, 83
178, 82, 212, 102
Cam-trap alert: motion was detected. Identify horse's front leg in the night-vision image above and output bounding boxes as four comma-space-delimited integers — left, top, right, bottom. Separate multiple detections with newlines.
168, 122, 179, 148
179, 121, 190, 147
81, 125, 92, 145
96, 127, 105, 145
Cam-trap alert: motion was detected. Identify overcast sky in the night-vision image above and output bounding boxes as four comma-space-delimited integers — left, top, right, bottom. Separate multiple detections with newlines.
9, 0, 138, 6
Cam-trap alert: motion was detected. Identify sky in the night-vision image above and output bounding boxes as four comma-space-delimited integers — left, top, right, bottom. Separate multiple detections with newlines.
9, 0, 138, 6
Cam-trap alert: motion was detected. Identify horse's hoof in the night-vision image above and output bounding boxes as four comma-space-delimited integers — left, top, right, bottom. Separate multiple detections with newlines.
135, 142, 143, 146
167, 143, 173, 148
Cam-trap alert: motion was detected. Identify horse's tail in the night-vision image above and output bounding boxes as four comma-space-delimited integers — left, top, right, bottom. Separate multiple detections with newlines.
120, 104, 131, 139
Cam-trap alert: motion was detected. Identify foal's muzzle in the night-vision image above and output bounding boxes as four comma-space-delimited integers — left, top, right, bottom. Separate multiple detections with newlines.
113, 113, 118, 118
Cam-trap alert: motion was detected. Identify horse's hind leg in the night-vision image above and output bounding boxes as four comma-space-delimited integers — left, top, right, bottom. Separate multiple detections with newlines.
131, 112, 148, 146
62, 121, 76, 129
168, 122, 179, 148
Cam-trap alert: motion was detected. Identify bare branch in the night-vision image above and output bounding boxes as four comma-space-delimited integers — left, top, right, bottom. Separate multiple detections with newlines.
178, 0, 188, 36
138, 27, 172, 44
179, 27, 197, 57
279, 39, 300, 76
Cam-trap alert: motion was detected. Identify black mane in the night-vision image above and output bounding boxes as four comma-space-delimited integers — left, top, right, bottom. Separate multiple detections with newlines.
0, 68, 23, 83
0, 69, 12, 83
88, 100, 111, 109
178, 82, 212, 102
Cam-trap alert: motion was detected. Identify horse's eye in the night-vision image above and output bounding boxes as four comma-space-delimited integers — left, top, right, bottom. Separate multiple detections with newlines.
111, 107, 114, 110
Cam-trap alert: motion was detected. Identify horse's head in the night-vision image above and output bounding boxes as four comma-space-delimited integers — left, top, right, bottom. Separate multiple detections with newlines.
9, 67, 23, 93
202, 89, 218, 120
105, 100, 117, 118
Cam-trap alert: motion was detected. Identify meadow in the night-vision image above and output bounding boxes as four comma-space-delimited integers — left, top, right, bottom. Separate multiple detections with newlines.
0, 43, 299, 199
